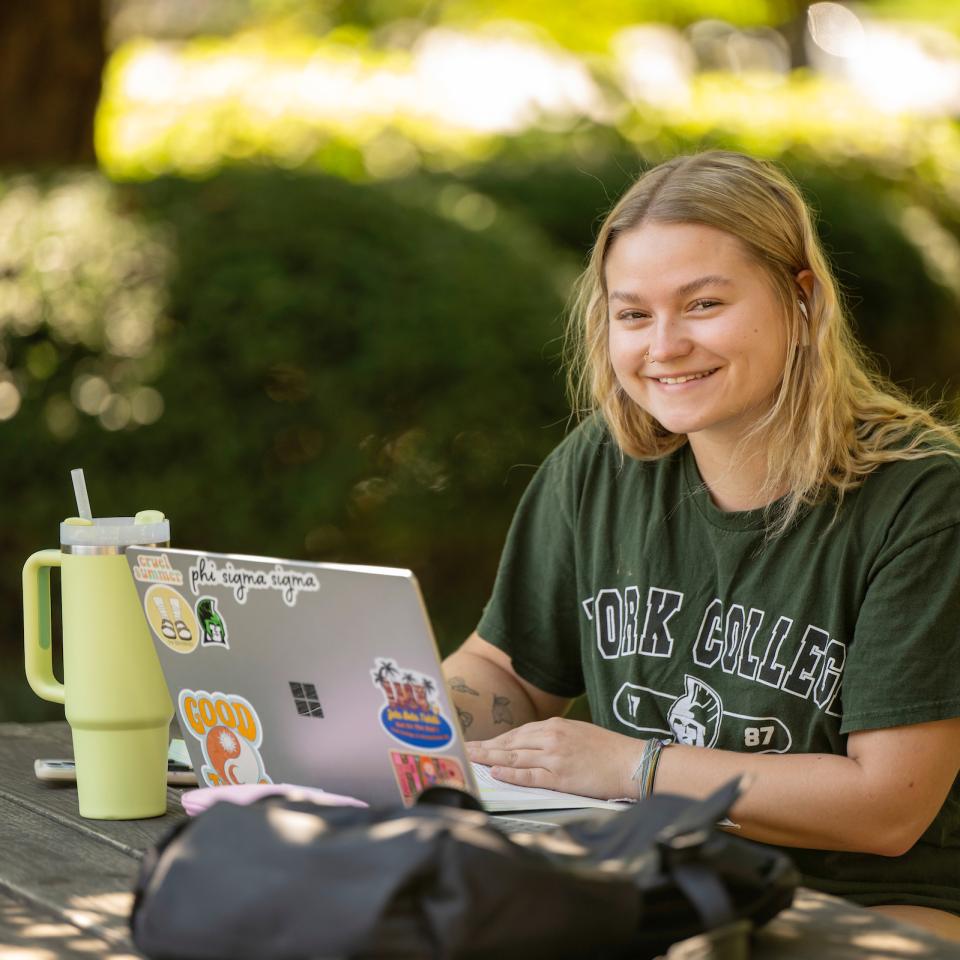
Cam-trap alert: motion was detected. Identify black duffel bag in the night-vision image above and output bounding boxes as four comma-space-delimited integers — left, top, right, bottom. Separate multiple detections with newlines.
130, 778, 797, 959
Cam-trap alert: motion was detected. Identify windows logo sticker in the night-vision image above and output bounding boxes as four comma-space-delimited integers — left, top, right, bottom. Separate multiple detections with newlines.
289, 681, 324, 718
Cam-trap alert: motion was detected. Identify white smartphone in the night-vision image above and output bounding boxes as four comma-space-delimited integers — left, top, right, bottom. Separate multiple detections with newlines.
34, 758, 198, 786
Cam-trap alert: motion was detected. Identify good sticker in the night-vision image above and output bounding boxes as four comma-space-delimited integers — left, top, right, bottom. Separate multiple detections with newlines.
178, 689, 272, 787
371, 659, 454, 750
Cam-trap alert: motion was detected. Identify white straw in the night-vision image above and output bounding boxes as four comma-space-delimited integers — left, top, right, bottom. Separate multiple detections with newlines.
71, 468, 92, 520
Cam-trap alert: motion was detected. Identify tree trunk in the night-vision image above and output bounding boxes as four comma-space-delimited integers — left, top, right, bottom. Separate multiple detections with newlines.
0, 0, 105, 167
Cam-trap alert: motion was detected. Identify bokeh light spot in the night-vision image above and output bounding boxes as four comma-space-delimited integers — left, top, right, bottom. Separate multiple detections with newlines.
26, 341, 58, 380
0, 380, 22, 421
72, 374, 111, 415
130, 386, 164, 425
807, 3, 865, 59
98, 393, 132, 431
44, 394, 79, 439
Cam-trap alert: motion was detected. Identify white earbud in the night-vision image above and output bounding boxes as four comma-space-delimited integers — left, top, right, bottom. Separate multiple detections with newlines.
798, 299, 810, 345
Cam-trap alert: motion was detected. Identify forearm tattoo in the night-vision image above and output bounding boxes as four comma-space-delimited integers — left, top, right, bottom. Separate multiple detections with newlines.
457, 706, 473, 732
449, 676, 479, 696
492, 693, 513, 725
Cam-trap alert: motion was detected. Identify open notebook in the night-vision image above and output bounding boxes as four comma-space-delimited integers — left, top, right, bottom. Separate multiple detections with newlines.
471, 762, 631, 812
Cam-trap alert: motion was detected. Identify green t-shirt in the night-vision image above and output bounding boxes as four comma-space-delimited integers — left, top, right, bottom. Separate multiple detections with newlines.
478, 417, 960, 912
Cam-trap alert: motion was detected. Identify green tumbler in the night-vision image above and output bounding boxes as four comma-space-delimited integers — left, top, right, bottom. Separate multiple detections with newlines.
22, 512, 174, 819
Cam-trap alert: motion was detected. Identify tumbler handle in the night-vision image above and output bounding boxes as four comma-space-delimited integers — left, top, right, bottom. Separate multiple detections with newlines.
23, 549, 65, 704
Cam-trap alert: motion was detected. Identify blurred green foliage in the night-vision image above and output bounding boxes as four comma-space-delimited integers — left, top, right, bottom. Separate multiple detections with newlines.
335, 0, 796, 49
866, 1, 960, 33
1, 166, 572, 719
239, 0, 799, 46
4, 128, 960, 721
95, 25, 960, 199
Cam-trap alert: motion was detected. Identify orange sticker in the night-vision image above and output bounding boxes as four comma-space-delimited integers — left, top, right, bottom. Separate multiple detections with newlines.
389, 750, 466, 807
178, 689, 272, 787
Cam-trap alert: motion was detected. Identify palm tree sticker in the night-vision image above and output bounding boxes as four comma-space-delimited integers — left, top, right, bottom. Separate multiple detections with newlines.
371, 659, 453, 750
374, 659, 399, 684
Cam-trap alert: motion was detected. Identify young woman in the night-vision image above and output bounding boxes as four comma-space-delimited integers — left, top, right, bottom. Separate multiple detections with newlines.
443, 151, 960, 939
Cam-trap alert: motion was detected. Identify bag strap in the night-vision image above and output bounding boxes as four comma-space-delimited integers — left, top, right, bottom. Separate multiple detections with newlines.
658, 776, 746, 844
656, 779, 747, 935
669, 859, 734, 929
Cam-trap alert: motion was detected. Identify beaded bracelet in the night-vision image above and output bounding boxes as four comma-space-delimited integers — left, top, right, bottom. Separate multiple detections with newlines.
631, 737, 673, 800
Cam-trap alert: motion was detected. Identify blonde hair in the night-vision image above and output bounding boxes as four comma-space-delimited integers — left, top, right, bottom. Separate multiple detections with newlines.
567, 150, 958, 533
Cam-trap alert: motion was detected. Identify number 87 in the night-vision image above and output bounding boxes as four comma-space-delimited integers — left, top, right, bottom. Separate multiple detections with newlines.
744, 726, 774, 747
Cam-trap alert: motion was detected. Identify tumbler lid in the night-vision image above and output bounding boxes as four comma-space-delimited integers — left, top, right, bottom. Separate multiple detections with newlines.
60, 512, 170, 550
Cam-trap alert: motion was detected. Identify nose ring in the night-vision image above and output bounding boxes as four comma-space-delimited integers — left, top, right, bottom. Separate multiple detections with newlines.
644, 351, 655, 363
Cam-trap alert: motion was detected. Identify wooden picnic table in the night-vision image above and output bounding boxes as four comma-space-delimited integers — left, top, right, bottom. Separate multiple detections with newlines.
0, 721, 958, 959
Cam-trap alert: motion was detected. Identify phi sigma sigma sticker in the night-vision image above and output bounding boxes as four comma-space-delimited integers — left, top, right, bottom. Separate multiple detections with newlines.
178, 689, 273, 787
371, 659, 454, 750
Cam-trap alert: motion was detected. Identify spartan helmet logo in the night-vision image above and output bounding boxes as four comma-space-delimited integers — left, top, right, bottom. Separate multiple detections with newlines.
197, 597, 228, 648
667, 675, 722, 748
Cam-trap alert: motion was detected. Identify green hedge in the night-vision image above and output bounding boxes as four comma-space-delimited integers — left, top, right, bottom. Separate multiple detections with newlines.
0, 168, 573, 719
2, 145, 958, 721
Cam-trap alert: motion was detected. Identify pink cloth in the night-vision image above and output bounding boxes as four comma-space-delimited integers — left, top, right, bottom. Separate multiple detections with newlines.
180, 782, 368, 816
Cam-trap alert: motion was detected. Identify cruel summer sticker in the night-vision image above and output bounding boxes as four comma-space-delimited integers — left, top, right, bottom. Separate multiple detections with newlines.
178, 689, 272, 787
131, 552, 183, 586
371, 659, 453, 750
390, 750, 466, 807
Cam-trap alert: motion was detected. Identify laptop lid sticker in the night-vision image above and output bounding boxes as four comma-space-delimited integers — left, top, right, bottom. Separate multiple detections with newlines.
390, 750, 466, 807
144, 585, 199, 655
187, 556, 320, 606
179, 689, 272, 787
196, 596, 230, 649
372, 659, 454, 751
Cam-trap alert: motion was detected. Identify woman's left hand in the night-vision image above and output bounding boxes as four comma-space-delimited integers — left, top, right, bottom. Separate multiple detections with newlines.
465, 717, 644, 800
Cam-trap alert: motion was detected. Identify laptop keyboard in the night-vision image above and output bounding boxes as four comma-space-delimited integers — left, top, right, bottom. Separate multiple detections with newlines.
490, 815, 560, 834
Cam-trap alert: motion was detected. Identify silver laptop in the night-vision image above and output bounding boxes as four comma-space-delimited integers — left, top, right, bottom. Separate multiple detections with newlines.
126, 545, 480, 809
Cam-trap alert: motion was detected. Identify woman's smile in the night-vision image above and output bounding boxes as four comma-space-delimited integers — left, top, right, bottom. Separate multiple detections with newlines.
648, 367, 721, 387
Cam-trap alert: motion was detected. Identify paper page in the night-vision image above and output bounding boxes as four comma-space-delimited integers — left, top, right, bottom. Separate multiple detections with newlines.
471, 762, 631, 812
